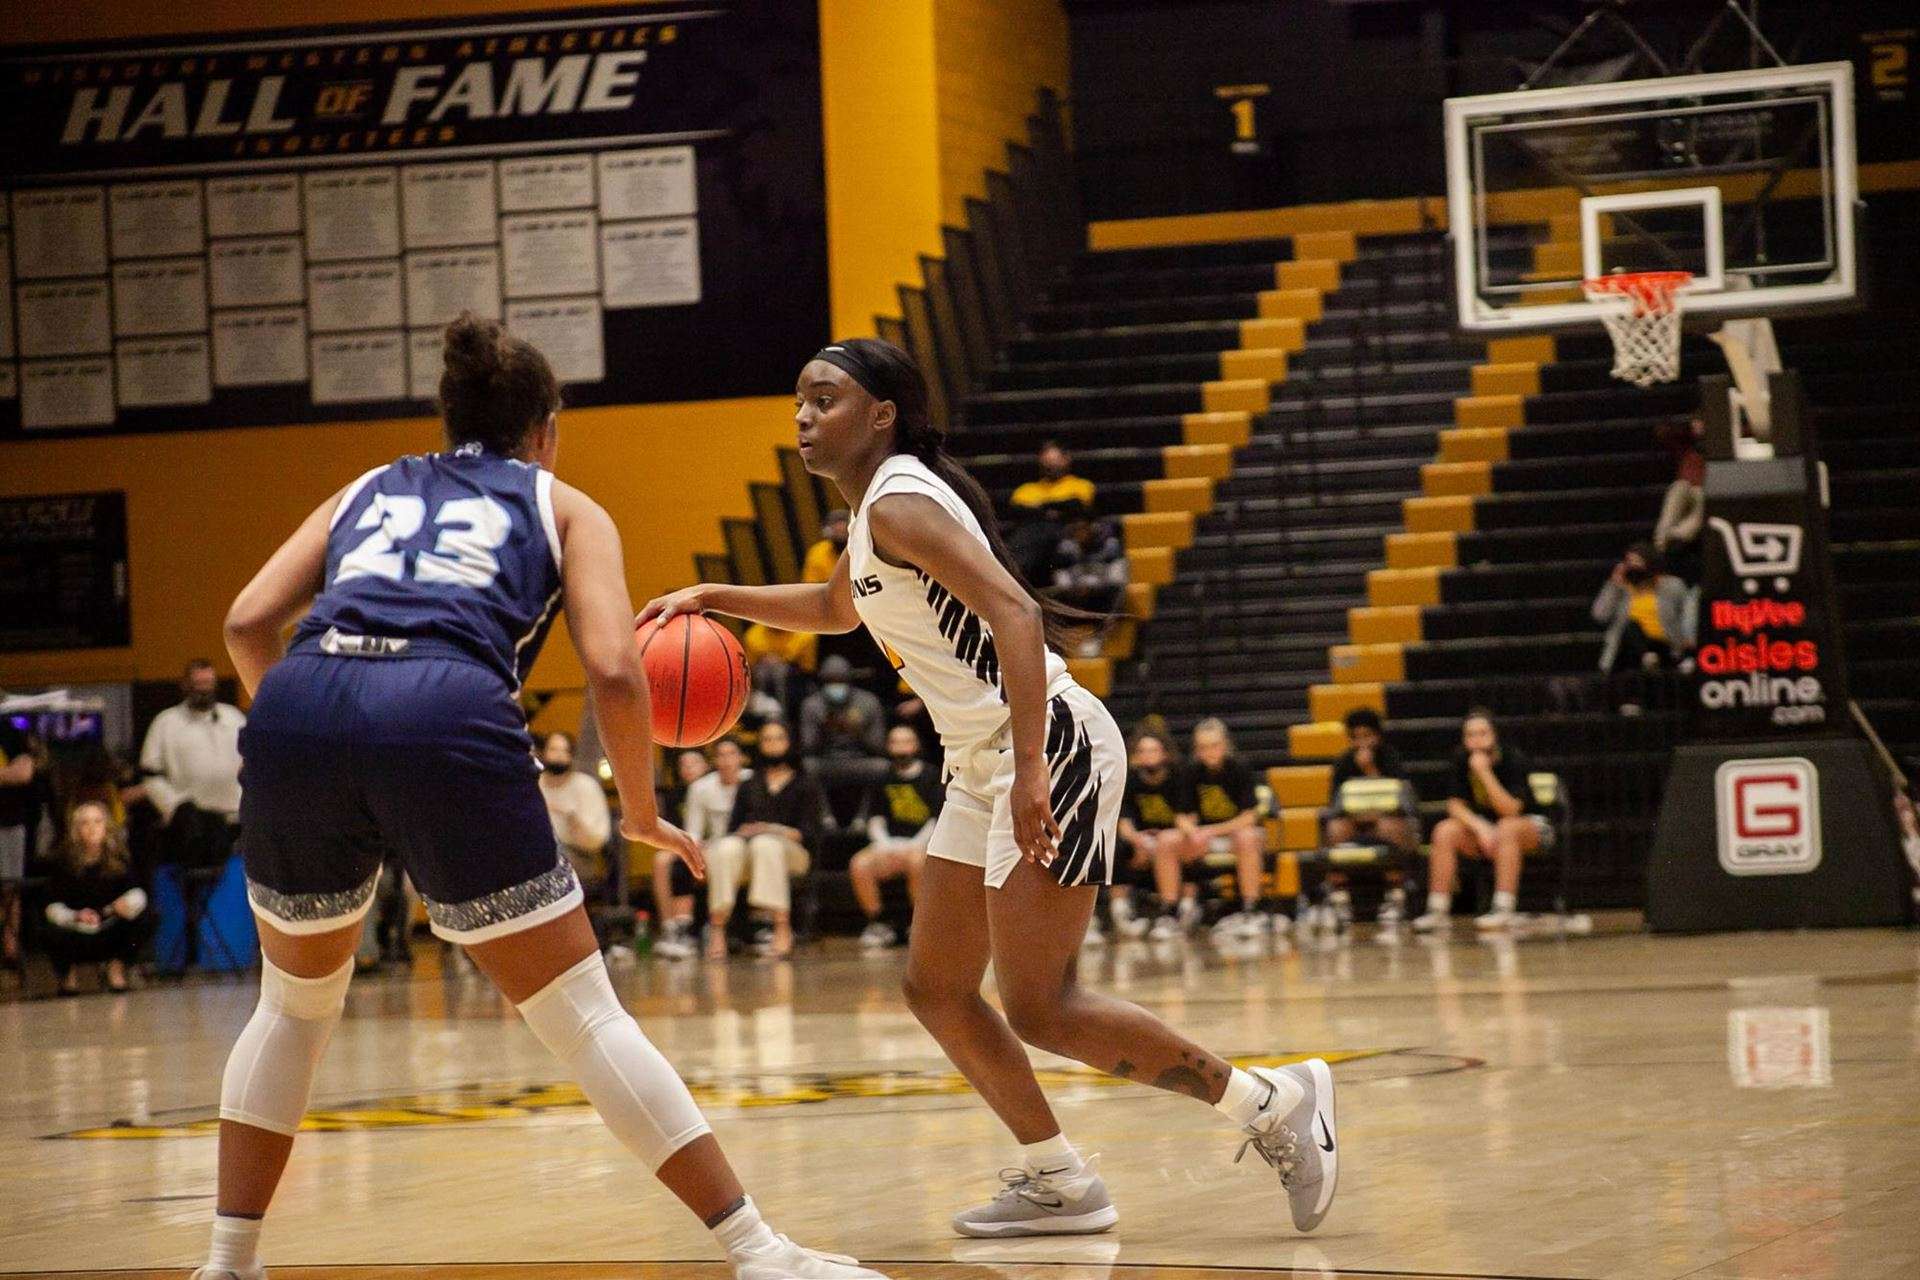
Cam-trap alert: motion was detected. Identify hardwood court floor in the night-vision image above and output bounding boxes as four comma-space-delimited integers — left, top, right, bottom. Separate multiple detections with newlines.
4, 923, 1919, 1280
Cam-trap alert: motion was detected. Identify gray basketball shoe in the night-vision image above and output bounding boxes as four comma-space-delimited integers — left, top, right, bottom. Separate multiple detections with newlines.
1236, 1059, 1339, 1232
951, 1158, 1120, 1238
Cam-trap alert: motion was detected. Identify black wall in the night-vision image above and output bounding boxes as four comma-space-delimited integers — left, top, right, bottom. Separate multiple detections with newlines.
1067, 0, 1920, 220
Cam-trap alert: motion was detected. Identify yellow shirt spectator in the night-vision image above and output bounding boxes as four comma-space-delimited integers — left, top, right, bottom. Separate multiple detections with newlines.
744, 622, 819, 673
802, 538, 838, 583
1626, 586, 1666, 642
1011, 474, 1096, 511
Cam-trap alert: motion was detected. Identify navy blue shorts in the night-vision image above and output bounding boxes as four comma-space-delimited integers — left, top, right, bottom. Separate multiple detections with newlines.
236, 652, 580, 943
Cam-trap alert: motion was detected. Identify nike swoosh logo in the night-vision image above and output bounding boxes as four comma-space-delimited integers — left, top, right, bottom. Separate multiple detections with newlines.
1030, 1197, 1066, 1209
1316, 1114, 1335, 1153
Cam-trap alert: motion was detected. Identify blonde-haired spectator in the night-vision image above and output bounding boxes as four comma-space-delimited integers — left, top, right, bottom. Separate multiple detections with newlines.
43, 801, 147, 995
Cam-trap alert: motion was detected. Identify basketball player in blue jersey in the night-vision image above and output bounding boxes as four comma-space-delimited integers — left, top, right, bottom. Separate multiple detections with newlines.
192, 316, 887, 1280
643, 339, 1340, 1241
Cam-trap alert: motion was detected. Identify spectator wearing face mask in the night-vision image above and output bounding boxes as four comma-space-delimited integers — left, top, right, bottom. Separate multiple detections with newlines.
653, 742, 751, 960
707, 721, 820, 959
536, 730, 613, 897
803, 509, 850, 583
139, 659, 244, 870
1591, 541, 1696, 713
42, 801, 147, 995
849, 725, 944, 950
799, 655, 888, 823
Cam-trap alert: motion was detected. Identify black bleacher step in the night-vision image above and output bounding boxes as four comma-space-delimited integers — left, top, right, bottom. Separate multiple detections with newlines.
1242, 418, 1446, 459
1222, 455, 1428, 494
1074, 234, 1442, 278
1029, 293, 1262, 331
1181, 527, 1400, 568
1832, 540, 1920, 582
1051, 260, 1290, 303
1155, 562, 1372, 600
1438, 558, 1614, 605
1523, 385, 1698, 425
951, 415, 1188, 455
1831, 507, 1920, 541
1501, 419, 1677, 461
1264, 388, 1461, 429
1342, 710, 1681, 760
1845, 616, 1920, 661
991, 351, 1229, 390
1418, 598, 1595, 642
1008, 322, 1244, 362
1490, 456, 1673, 494
963, 382, 1207, 425
1401, 633, 1601, 681
1473, 485, 1665, 530
1457, 521, 1649, 566
964, 447, 1168, 487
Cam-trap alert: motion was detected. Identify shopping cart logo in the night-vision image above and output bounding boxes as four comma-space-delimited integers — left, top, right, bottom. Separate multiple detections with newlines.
1708, 519, 1802, 594
1716, 758, 1821, 876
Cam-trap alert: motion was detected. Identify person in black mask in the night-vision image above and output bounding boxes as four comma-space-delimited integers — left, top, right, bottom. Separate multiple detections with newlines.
1591, 541, 1695, 713
538, 730, 614, 898
800, 655, 888, 824
849, 725, 945, 950
139, 659, 246, 897
706, 721, 823, 959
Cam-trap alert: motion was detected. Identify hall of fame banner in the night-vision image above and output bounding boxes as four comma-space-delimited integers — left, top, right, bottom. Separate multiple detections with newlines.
0, 3, 827, 438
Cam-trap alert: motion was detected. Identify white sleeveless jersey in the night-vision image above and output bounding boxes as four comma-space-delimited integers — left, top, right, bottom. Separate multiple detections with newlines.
848, 454, 1072, 751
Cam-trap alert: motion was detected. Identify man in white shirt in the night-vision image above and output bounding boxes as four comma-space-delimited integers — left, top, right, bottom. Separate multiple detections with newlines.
537, 731, 614, 895
656, 738, 750, 959
140, 660, 245, 868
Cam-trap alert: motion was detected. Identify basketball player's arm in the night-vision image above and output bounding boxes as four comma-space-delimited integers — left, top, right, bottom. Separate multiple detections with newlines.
867, 493, 1061, 867
552, 483, 704, 876
224, 483, 352, 697
637, 552, 859, 634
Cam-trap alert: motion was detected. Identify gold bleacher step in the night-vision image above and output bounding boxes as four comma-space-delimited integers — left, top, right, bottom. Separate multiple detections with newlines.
1329, 643, 1406, 684
1163, 443, 1234, 481
1309, 681, 1386, 722
1268, 764, 1332, 808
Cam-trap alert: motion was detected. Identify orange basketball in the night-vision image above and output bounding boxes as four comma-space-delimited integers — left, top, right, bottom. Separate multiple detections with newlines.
634, 613, 751, 747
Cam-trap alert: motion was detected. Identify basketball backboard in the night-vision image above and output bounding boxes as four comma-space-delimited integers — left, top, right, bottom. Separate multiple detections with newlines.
1445, 63, 1859, 333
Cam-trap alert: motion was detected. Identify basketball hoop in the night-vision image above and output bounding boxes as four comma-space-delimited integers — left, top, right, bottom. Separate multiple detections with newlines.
1583, 271, 1692, 388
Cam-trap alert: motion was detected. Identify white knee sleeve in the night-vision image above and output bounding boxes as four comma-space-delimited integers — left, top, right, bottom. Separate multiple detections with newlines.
219, 956, 352, 1136
516, 953, 711, 1170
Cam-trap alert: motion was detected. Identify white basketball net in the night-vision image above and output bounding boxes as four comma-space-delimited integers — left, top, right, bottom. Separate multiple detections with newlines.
1584, 271, 1691, 388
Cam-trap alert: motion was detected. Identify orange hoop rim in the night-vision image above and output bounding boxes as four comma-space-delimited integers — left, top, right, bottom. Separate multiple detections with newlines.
1583, 270, 1694, 313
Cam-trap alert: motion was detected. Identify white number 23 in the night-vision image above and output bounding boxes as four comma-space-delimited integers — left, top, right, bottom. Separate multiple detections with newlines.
336, 494, 512, 590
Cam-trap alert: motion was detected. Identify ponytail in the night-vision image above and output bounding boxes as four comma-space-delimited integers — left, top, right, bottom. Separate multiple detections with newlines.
817, 338, 1109, 652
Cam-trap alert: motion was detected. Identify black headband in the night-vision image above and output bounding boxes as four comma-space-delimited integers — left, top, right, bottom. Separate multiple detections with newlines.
812, 344, 887, 400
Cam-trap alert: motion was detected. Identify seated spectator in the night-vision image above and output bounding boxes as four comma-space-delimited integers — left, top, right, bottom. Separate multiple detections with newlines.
1049, 503, 1128, 654
707, 721, 821, 959
743, 622, 819, 722
42, 801, 147, 995
1112, 731, 1197, 943
139, 659, 244, 870
537, 731, 613, 897
655, 743, 751, 960
850, 725, 944, 950
1321, 708, 1418, 925
1653, 417, 1707, 583
1591, 541, 1696, 713
803, 508, 850, 583
1415, 709, 1545, 934
1008, 441, 1097, 582
1183, 720, 1273, 939
1, 712, 35, 969
799, 655, 889, 823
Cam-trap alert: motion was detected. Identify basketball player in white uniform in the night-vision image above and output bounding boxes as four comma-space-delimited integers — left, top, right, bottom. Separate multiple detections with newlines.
643, 338, 1340, 1239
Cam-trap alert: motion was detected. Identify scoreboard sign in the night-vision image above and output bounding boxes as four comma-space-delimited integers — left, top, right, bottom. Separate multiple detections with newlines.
0, 3, 828, 437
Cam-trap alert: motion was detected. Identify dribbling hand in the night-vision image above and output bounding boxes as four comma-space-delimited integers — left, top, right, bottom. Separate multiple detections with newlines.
1011, 762, 1061, 869
635, 585, 711, 627
622, 812, 706, 880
